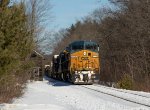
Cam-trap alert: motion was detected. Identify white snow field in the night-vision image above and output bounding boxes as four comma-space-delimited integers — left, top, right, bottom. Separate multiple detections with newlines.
0, 77, 150, 110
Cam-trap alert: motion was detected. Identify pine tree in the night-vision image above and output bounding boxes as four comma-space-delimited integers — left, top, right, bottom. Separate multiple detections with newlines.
0, 1, 35, 102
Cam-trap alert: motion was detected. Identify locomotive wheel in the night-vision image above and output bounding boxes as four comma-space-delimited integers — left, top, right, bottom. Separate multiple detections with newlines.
62, 73, 68, 81
67, 73, 72, 82
65, 73, 70, 81
71, 74, 76, 83
61, 73, 65, 81
58, 74, 62, 80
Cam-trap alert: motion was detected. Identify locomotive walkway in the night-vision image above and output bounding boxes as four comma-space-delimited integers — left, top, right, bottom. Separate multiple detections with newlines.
0, 77, 150, 110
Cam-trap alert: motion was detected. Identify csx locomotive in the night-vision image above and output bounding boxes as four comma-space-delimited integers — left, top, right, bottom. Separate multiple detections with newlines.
50, 41, 100, 84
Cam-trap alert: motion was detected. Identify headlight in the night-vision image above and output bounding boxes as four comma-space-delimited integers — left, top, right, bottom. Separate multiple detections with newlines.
84, 52, 86, 56
91, 71, 94, 74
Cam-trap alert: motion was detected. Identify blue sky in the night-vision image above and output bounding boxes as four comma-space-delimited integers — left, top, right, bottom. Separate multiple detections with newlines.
15, 0, 111, 31
15, 0, 112, 54
49, 0, 111, 31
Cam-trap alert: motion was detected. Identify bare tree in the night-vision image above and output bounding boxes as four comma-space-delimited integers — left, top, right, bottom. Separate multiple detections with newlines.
23, 0, 53, 51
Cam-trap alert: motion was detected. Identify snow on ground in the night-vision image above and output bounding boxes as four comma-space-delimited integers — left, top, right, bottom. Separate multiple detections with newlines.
85, 85, 150, 106
0, 77, 149, 110
94, 84, 150, 98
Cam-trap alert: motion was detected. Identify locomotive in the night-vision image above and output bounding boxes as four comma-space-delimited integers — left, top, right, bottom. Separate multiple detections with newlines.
50, 41, 100, 84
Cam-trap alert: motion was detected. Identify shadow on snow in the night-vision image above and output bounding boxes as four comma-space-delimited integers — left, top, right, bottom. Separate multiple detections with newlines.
44, 76, 73, 87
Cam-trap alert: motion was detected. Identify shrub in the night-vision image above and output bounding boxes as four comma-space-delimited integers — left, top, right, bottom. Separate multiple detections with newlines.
118, 74, 133, 90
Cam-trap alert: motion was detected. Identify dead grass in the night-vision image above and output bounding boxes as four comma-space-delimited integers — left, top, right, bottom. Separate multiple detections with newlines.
0, 71, 30, 103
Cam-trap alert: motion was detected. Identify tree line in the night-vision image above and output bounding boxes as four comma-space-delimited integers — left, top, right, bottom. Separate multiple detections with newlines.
51, 0, 150, 91
0, 0, 50, 103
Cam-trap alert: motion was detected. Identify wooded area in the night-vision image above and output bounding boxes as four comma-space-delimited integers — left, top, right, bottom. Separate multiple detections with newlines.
0, 0, 50, 103
0, 0, 32, 102
51, 0, 150, 91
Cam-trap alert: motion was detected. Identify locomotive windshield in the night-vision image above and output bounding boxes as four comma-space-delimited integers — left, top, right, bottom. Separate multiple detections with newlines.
84, 42, 98, 52
70, 41, 99, 52
71, 41, 84, 51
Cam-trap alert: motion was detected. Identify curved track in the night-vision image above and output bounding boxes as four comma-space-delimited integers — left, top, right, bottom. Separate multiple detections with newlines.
80, 85, 150, 108
93, 84, 150, 98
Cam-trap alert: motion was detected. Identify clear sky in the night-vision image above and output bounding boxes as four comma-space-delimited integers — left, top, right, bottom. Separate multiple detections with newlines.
49, 0, 111, 31
41, 0, 112, 54
15, 0, 111, 31
15, 0, 112, 54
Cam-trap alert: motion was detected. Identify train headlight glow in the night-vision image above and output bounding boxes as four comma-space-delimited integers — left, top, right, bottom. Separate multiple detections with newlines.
88, 73, 92, 79
91, 71, 94, 74
84, 52, 86, 56
80, 74, 83, 81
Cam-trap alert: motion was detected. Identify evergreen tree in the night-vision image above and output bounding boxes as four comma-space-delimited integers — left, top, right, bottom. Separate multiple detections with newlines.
0, 0, 35, 102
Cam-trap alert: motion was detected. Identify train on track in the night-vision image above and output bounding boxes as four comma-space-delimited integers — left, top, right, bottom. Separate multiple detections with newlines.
48, 40, 100, 84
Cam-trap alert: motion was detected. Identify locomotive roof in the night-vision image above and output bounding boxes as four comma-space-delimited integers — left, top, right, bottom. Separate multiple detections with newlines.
60, 41, 99, 54
69, 40, 98, 46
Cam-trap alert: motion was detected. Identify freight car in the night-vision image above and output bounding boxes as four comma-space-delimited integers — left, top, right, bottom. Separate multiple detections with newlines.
50, 41, 100, 84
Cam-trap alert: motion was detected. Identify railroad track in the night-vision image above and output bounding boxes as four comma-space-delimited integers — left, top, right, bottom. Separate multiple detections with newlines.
47, 77, 150, 108
93, 84, 150, 99
81, 85, 150, 108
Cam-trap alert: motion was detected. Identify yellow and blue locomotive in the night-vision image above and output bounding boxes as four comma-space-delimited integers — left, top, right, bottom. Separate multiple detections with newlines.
51, 41, 100, 84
